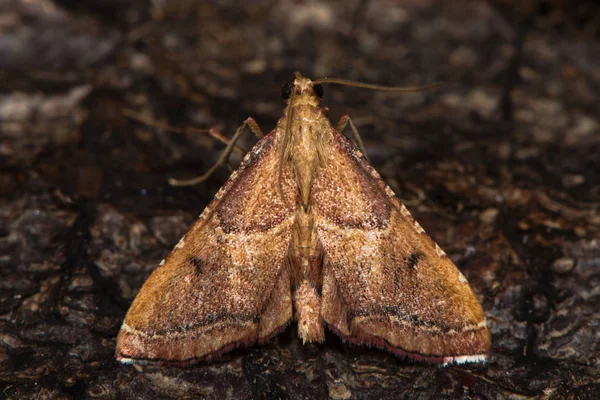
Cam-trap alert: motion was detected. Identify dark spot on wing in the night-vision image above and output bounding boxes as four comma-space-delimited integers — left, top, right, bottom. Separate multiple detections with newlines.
189, 256, 202, 276
404, 252, 423, 270
393, 251, 424, 291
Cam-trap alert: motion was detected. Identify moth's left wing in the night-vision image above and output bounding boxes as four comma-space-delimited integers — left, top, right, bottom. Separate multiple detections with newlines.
313, 131, 491, 365
116, 130, 296, 364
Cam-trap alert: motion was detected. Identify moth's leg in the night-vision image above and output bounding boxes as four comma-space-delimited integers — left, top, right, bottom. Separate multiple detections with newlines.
206, 129, 248, 157
169, 118, 264, 186
334, 115, 369, 161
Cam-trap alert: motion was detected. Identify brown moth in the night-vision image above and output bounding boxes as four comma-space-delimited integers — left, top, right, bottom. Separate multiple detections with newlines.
116, 72, 491, 366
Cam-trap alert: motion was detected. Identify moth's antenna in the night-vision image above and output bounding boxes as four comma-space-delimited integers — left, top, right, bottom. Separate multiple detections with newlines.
311, 77, 442, 93
278, 86, 296, 209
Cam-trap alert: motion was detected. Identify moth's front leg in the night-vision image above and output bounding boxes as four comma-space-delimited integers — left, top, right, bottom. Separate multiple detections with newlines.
334, 115, 369, 160
170, 117, 265, 186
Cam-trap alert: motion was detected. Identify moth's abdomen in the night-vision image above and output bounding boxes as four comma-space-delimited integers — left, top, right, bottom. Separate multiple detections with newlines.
289, 209, 325, 343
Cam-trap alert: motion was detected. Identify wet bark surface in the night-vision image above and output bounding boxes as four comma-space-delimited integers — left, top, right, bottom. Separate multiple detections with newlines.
1, 1, 599, 399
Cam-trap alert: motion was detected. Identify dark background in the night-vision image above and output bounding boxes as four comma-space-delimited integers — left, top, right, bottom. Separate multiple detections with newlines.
1, 0, 599, 399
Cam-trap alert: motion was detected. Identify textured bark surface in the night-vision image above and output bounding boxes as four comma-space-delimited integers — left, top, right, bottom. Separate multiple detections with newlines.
1, 1, 599, 399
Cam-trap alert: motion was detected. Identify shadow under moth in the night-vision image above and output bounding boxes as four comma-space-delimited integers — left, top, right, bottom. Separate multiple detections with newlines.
116, 72, 491, 366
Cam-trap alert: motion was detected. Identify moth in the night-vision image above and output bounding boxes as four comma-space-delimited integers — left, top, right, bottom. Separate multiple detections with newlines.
116, 72, 491, 366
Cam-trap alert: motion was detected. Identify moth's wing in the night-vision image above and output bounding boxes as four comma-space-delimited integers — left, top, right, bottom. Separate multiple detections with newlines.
117, 130, 296, 364
314, 132, 491, 365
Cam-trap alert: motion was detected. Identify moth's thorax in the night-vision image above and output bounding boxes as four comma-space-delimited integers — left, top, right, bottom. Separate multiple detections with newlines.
284, 104, 332, 208
287, 104, 331, 144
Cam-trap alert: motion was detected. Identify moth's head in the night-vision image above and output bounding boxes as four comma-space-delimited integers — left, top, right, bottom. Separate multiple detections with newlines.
282, 72, 323, 106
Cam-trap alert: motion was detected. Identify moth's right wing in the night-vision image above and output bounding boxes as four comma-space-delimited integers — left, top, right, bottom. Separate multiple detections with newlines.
117, 130, 297, 364
314, 132, 490, 365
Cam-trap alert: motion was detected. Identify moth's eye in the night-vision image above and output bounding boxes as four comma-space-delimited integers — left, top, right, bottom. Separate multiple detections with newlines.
313, 84, 324, 98
282, 80, 295, 100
